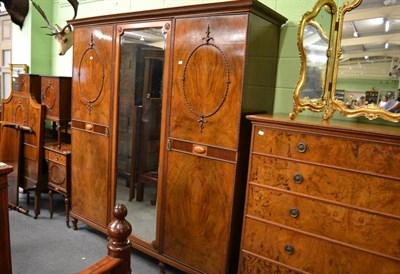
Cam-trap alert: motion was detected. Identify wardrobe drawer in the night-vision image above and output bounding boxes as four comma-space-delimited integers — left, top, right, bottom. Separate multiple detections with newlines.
249, 155, 400, 216
252, 126, 400, 177
242, 218, 400, 274
246, 185, 400, 258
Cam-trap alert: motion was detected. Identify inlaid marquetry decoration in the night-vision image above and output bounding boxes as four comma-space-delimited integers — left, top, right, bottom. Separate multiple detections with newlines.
14, 98, 28, 125
49, 164, 66, 185
78, 33, 105, 114
42, 81, 56, 114
181, 25, 231, 133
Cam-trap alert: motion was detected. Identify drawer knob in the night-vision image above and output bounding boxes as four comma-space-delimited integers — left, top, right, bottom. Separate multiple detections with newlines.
193, 145, 207, 154
293, 174, 303, 184
289, 208, 299, 218
85, 123, 94, 131
285, 244, 295, 255
296, 142, 307, 153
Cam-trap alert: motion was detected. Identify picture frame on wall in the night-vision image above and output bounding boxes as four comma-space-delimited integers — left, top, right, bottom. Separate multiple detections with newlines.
10, 64, 29, 92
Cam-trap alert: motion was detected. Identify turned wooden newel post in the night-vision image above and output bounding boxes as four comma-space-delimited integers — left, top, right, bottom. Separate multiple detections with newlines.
107, 204, 132, 274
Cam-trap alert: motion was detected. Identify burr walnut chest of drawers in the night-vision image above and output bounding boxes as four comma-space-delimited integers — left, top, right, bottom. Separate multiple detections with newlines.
239, 114, 400, 274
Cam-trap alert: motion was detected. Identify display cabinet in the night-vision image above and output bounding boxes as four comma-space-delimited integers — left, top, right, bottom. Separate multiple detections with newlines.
69, 1, 286, 273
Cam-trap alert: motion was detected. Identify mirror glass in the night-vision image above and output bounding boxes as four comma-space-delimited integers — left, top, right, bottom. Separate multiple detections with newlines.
332, 0, 400, 121
115, 26, 166, 244
291, 1, 337, 119
301, 21, 329, 103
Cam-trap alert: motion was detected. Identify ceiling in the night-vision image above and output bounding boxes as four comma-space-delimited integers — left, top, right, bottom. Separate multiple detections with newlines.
339, 0, 400, 79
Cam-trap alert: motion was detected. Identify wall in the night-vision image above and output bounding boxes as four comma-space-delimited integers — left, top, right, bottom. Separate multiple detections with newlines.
12, 0, 52, 75
13, 0, 385, 120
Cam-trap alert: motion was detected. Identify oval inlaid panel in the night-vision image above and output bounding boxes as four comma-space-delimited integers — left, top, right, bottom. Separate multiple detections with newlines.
78, 43, 105, 110
43, 84, 56, 112
183, 45, 229, 117
49, 164, 65, 186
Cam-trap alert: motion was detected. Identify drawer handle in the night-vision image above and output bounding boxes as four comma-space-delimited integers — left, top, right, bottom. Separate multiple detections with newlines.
289, 208, 299, 218
285, 244, 295, 255
193, 145, 207, 154
296, 142, 307, 153
293, 174, 303, 184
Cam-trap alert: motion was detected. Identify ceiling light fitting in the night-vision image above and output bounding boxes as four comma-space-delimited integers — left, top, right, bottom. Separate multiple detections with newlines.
385, 19, 390, 32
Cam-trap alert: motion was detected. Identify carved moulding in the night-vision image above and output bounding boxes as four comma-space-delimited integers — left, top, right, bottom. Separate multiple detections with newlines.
77, 33, 105, 114
181, 25, 231, 133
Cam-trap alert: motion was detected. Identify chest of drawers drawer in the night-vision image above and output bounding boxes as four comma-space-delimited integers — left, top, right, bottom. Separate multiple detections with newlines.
241, 218, 400, 274
248, 155, 400, 216
246, 184, 400, 258
252, 126, 400, 178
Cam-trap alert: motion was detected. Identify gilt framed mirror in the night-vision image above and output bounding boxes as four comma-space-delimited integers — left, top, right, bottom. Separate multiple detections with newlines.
113, 21, 170, 250
290, 0, 337, 119
325, 0, 400, 122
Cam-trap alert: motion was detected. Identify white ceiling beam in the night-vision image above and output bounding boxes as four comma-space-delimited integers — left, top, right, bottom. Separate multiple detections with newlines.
344, 6, 400, 21
341, 33, 400, 46
340, 48, 400, 59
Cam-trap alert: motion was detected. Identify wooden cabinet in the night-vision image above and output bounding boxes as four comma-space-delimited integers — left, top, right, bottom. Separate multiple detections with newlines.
44, 143, 71, 227
239, 114, 400, 273
18, 74, 41, 103
41, 76, 71, 148
69, 1, 286, 273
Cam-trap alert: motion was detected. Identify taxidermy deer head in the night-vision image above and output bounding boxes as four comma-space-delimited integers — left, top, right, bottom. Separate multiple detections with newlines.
0, 0, 29, 28
31, 0, 79, 56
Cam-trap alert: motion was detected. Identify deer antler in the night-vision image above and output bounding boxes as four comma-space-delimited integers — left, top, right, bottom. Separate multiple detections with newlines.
30, 0, 79, 35
30, 0, 59, 33
30, 0, 79, 55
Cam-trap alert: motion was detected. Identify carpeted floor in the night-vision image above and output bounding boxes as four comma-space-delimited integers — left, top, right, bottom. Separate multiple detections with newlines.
9, 192, 184, 274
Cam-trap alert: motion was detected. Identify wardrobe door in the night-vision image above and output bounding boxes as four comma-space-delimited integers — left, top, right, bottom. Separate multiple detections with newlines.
162, 14, 248, 274
70, 25, 114, 229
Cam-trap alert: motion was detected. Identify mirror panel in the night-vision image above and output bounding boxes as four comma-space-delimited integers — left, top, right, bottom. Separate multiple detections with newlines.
290, 0, 337, 119
326, 0, 400, 122
115, 23, 168, 245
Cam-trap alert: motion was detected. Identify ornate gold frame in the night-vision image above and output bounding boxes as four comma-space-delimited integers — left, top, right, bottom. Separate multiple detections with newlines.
324, 0, 400, 122
290, 0, 337, 120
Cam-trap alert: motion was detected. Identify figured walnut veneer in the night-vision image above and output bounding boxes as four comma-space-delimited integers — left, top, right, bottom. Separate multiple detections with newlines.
69, 1, 287, 273
239, 114, 400, 273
